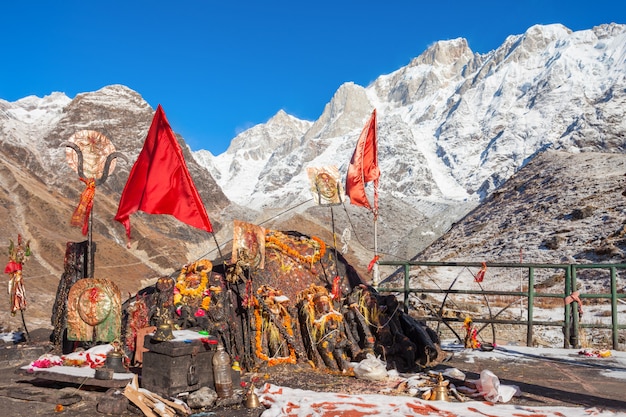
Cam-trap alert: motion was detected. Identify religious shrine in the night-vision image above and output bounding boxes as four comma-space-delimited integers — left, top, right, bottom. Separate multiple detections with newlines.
11, 105, 446, 416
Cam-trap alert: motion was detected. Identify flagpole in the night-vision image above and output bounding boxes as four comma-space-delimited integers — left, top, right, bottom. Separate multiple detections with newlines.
211, 232, 225, 263
316, 181, 342, 279
373, 217, 379, 288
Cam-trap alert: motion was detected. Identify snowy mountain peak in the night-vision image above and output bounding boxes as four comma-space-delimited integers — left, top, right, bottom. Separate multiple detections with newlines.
226, 109, 312, 157
304, 82, 373, 141
69, 84, 151, 112
0, 92, 71, 148
522, 23, 572, 46
268, 109, 305, 125
2, 91, 70, 122
413, 37, 474, 67
13, 91, 71, 108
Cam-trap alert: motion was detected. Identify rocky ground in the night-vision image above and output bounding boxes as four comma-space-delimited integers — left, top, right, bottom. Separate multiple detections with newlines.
0, 328, 624, 416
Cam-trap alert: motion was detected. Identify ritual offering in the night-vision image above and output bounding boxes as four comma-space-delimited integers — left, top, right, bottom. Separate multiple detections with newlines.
4, 234, 30, 316
307, 165, 343, 206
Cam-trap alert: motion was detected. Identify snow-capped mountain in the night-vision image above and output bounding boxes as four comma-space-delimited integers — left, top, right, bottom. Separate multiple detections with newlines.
191, 22, 626, 263
0, 23, 625, 330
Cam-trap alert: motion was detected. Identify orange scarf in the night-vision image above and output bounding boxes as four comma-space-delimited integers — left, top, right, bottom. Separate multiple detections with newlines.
71, 177, 96, 235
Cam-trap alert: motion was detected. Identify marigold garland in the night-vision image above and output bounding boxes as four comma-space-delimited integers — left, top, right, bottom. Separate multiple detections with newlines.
176, 263, 209, 298
201, 296, 211, 310
265, 232, 326, 266
253, 296, 297, 366
173, 293, 182, 305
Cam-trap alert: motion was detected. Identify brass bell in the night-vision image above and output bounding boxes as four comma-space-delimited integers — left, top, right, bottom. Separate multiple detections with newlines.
152, 322, 174, 342
105, 350, 127, 373
244, 384, 261, 408
430, 373, 450, 401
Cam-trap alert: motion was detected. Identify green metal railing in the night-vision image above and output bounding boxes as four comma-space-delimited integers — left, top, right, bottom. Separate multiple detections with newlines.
375, 261, 626, 350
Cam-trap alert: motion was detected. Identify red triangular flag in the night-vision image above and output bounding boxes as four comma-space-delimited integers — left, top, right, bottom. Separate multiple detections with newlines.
115, 105, 213, 243
345, 109, 379, 214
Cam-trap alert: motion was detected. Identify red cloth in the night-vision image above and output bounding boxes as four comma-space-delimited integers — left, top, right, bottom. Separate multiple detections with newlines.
475, 262, 487, 282
115, 105, 213, 242
345, 109, 379, 216
367, 255, 380, 272
4, 261, 22, 274
331, 275, 341, 300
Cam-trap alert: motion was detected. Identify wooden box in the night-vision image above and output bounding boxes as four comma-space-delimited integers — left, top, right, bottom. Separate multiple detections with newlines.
141, 335, 217, 397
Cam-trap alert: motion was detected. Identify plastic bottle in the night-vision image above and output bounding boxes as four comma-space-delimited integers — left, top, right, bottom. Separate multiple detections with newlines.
212, 343, 233, 398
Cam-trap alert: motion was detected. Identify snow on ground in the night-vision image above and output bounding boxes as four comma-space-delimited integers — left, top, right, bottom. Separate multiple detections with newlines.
0, 332, 24, 343
258, 344, 626, 417
444, 342, 626, 381
258, 383, 624, 417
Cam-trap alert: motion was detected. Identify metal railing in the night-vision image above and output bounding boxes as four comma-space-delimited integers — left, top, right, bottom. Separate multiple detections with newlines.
375, 261, 626, 350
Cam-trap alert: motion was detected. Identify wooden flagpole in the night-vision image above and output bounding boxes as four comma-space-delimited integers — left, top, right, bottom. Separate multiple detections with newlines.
373, 217, 379, 287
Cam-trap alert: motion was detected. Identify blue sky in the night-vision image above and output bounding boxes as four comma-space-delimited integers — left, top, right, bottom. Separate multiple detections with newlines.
1, 1, 624, 154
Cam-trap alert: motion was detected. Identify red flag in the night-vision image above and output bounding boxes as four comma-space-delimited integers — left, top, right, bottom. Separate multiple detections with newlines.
115, 105, 213, 242
345, 109, 379, 214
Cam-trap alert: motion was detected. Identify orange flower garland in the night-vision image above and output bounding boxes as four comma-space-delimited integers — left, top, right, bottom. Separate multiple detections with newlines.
176, 269, 208, 297
176, 260, 212, 297
253, 297, 297, 366
265, 232, 326, 267
174, 260, 215, 315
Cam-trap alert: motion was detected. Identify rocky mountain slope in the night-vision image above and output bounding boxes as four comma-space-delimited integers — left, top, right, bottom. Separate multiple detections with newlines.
0, 23, 625, 335
417, 151, 626, 266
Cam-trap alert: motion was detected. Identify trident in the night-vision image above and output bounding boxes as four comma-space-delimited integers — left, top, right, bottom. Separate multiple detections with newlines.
61, 140, 128, 278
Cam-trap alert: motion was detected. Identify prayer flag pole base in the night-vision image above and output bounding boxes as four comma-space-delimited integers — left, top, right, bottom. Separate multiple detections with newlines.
19, 310, 30, 342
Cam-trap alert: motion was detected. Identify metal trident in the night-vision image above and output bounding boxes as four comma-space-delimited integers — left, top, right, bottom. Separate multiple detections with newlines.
61, 141, 128, 278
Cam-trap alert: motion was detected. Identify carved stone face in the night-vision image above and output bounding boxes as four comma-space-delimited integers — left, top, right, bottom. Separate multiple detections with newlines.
314, 294, 330, 314
185, 273, 201, 288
